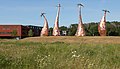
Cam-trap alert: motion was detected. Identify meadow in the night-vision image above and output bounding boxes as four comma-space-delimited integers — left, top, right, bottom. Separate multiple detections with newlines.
0, 36, 120, 69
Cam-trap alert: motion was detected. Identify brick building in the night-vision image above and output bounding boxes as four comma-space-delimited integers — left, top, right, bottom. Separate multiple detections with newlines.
0, 25, 42, 39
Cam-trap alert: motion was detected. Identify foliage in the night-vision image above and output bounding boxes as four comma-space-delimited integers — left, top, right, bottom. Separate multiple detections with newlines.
59, 26, 68, 31
28, 29, 33, 37
84, 23, 99, 36
11, 30, 17, 36
68, 24, 78, 36
58, 21, 120, 36
49, 27, 53, 36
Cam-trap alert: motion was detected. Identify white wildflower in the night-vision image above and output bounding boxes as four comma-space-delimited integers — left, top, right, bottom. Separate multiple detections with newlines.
72, 54, 76, 58
72, 51, 74, 53
72, 50, 77, 53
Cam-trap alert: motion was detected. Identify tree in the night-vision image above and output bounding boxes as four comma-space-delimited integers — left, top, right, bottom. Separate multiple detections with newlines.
89, 24, 99, 36
84, 23, 99, 36
111, 22, 120, 36
68, 24, 78, 36
59, 26, 68, 31
67, 22, 120, 36
11, 30, 17, 37
28, 29, 33, 37
49, 27, 53, 36
106, 22, 116, 36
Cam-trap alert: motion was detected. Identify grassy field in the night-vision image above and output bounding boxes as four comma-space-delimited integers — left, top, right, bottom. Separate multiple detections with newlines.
0, 36, 120, 69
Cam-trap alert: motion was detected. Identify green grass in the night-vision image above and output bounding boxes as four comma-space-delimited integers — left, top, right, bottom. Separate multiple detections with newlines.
0, 37, 120, 69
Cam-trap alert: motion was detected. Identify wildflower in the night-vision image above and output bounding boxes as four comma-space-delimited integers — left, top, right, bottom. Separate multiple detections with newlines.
37, 55, 40, 57
72, 50, 77, 53
72, 51, 74, 53
72, 54, 76, 58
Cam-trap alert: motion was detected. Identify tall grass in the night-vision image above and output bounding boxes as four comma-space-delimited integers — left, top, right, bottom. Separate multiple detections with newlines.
0, 37, 120, 69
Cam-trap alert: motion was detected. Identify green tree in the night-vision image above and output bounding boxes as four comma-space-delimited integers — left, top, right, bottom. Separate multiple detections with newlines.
11, 30, 17, 36
89, 24, 99, 36
28, 29, 33, 37
68, 21, 120, 36
106, 22, 116, 36
111, 22, 120, 36
68, 24, 78, 36
49, 27, 53, 36
84, 23, 91, 36
59, 26, 68, 31
84, 23, 99, 36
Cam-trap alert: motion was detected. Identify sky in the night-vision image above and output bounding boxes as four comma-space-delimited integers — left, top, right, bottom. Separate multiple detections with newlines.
0, 0, 119, 27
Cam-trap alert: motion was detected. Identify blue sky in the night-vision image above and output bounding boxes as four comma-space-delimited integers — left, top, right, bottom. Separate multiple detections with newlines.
0, 0, 119, 27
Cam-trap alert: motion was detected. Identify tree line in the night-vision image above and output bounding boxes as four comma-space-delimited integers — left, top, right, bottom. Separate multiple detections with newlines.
49, 21, 120, 36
